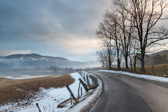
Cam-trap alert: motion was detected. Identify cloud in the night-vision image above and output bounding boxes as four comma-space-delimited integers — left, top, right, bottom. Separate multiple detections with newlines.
0, 0, 111, 61
60, 37, 101, 55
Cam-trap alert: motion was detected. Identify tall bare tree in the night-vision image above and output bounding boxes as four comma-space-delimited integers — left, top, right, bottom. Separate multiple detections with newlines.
115, 0, 168, 72
96, 21, 114, 69
116, 10, 135, 69
105, 12, 123, 69
96, 12, 123, 69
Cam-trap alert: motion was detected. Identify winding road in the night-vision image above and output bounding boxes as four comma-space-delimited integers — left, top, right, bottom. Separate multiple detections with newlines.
90, 71, 168, 112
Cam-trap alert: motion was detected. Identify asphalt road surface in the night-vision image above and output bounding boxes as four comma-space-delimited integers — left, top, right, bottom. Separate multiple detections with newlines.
90, 71, 168, 112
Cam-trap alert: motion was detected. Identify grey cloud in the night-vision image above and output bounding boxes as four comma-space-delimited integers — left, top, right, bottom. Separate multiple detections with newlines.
0, 0, 110, 38
0, 0, 110, 61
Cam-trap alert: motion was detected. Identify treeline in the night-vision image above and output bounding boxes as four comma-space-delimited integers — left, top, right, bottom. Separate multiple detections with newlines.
97, 0, 168, 72
0, 66, 100, 76
48, 66, 99, 73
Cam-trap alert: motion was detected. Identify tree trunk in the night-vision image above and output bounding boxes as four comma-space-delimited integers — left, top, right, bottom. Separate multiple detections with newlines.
117, 49, 121, 70
130, 60, 132, 71
141, 49, 145, 72
129, 56, 132, 71
108, 49, 112, 69
134, 56, 137, 72
125, 54, 129, 69
118, 59, 121, 70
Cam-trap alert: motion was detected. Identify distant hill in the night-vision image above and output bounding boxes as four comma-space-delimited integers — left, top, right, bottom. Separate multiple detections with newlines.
137, 50, 168, 66
0, 53, 99, 69
4, 54, 68, 61
149, 50, 168, 57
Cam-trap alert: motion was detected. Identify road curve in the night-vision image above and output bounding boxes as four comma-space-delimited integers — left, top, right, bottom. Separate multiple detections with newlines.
90, 71, 168, 112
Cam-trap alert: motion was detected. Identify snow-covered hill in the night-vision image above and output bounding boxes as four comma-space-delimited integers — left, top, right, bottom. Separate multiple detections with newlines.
0, 54, 99, 69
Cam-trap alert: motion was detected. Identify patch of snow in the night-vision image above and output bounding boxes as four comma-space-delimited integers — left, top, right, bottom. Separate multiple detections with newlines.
15, 88, 27, 92
0, 72, 96, 112
40, 57, 49, 61
100, 70, 168, 83
68, 73, 102, 112
30, 57, 36, 60
15, 88, 24, 91
80, 71, 93, 85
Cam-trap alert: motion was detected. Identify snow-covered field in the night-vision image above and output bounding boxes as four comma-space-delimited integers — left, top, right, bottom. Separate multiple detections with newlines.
0, 72, 101, 112
100, 70, 168, 83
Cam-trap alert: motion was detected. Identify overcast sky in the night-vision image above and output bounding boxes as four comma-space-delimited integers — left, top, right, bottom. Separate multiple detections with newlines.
0, 0, 111, 61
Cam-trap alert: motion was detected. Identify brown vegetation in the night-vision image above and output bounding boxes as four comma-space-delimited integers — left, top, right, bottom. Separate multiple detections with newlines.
0, 74, 74, 106
102, 64, 168, 77
136, 64, 168, 77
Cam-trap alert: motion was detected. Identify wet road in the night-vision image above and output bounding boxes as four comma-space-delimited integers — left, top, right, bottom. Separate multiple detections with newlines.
91, 71, 168, 112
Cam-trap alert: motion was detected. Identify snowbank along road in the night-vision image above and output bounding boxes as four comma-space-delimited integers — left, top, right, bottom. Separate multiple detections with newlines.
90, 71, 168, 112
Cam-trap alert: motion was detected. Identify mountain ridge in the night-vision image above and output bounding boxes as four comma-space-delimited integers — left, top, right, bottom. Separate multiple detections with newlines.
3, 53, 69, 61
0, 53, 99, 69
137, 50, 168, 65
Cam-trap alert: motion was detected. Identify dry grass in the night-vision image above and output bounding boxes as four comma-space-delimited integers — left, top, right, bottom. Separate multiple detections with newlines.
136, 64, 168, 77
102, 64, 168, 77
0, 74, 74, 106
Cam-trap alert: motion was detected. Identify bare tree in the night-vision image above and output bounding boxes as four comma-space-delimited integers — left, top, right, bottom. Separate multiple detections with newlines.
97, 50, 108, 68
96, 21, 114, 69
129, 39, 140, 72
103, 4, 137, 70
97, 48, 116, 69
117, 10, 135, 69
100, 12, 123, 69
115, 0, 168, 72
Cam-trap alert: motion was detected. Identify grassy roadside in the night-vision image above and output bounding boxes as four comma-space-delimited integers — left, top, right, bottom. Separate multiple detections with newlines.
102, 64, 168, 78
136, 64, 168, 77
0, 74, 74, 106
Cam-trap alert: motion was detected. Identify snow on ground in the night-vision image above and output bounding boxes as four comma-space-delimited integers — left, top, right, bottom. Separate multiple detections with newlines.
100, 70, 168, 83
68, 73, 102, 112
0, 72, 95, 112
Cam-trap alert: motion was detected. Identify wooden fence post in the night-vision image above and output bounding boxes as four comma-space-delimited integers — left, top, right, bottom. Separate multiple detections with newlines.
152, 65, 154, 74
78, 82, 81, 98
66, 85, 76, 100
81, 71, 82, 77
86, 75, 90, 88
70, 95, 72, 105
36, 103, 41, 112
81, 87, 82, 96
84, 73, 86, 81
79, 78, 88, 92
83, 73, 85, 81
163, 65, 167, 76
